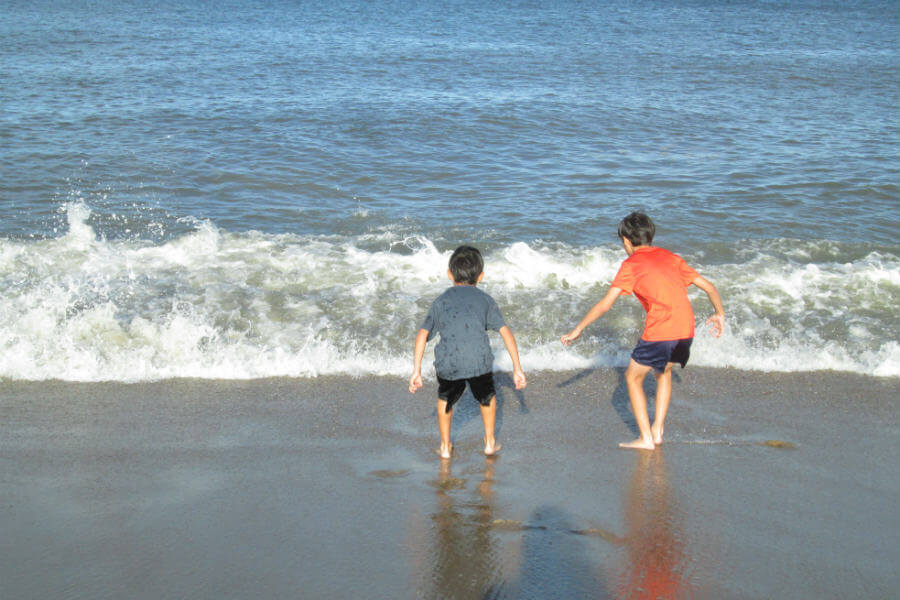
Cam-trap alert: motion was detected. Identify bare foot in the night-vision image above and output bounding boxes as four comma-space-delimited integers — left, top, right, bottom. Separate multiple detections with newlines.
651, 425, 664, 445
435, 445, 453, 459
484, 439, 501, 456
619, 438, 655, 450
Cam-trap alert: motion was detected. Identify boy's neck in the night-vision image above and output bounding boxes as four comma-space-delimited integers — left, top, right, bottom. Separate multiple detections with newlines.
447, 270, 485, 286
623, 238, 652, 257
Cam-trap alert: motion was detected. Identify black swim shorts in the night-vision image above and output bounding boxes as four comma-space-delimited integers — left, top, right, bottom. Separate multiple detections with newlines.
631, 338, 693, 372
436, 372, 496, 412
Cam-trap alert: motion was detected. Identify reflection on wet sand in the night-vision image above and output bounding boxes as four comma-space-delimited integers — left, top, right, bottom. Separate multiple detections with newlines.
615, 450, 693, 599
416, 451, 692, 598
424, 457, 502, 599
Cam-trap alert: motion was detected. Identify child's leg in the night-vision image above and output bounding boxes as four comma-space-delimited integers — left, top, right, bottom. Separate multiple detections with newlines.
651, 364, 674, 444
479, 396, 501, 455
620, 359, 656, 450
437, 399, 453, 459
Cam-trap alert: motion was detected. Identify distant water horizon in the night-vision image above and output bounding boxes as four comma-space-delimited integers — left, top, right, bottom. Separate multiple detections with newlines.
2, 0, 898, 381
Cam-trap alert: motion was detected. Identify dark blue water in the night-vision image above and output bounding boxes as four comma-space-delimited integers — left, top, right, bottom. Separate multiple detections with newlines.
1, 0, 898, 380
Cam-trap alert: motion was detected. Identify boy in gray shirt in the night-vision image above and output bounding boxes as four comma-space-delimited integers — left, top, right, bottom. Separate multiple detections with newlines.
409, 246, 527, 459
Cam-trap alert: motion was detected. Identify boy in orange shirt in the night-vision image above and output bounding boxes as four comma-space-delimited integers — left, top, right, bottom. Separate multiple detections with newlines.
561, 212, 725, 450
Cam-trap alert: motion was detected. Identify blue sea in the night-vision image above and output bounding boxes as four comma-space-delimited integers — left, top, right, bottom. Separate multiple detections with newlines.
2, 0, 898, 381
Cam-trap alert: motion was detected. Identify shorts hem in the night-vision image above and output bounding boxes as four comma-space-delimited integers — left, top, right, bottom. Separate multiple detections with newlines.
437, 372, 496, 410
631, 338, 693, 373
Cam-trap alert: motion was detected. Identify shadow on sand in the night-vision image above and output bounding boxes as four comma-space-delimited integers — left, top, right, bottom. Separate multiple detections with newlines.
423, 456, 612, 599
514, 505, 611, 598
558, 366, 683, 438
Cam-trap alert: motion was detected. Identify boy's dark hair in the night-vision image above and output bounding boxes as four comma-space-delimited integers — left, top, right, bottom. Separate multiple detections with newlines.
617, 212, 655, 246
449, 245, 484, 284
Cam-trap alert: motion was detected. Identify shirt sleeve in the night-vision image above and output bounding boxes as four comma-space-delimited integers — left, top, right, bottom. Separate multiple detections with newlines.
677, 256, 700, 286
421, 303, 437, 341
485, 296, 506, 331
610, 261, 635, 295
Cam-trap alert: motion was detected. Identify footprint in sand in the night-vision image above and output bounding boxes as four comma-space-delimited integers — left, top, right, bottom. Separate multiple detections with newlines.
370, 469, 412, 479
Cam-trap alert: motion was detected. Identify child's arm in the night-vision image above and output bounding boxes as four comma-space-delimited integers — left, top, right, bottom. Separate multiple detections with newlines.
408, 328, 429, 393
692, 275, 725, 337
498, 326, 527, 390
560, 286, 624, 345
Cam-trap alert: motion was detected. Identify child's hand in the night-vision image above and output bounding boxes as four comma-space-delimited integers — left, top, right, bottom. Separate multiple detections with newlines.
408, 372, 423, 394
513, 369, 527, 390
560, 329, 581, 346
706, 314, 725, 338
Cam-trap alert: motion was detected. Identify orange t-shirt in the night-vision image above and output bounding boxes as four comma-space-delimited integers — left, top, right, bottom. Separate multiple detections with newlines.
611, 246, 699, 341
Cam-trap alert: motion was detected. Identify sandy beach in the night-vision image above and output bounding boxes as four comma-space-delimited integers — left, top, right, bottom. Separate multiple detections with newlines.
2, 368, 898, 599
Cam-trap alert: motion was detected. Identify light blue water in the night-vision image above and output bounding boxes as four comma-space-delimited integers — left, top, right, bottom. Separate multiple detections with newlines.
2, 0, 898, 380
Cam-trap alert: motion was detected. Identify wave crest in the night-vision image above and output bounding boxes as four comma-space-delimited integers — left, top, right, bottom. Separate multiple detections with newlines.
1, 203, 897, 381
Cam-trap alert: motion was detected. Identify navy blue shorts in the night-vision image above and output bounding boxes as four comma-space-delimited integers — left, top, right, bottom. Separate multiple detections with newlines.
631, 338, 693, 372
437, 372, 496, 412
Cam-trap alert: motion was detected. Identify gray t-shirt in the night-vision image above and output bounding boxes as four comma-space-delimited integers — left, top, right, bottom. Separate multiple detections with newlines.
421, 285, 506, 380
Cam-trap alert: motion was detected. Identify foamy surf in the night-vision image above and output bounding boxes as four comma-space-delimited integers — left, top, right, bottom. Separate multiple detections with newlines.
1, 202, 897, 382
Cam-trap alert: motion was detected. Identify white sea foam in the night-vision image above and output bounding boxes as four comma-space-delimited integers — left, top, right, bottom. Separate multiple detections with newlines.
1, 203, 897, 381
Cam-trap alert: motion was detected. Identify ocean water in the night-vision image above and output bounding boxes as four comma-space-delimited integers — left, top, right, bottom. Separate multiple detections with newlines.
2, 0, 898, 381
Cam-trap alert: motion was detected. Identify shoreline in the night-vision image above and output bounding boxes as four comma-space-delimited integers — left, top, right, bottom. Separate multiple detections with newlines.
2, 368, 898, 598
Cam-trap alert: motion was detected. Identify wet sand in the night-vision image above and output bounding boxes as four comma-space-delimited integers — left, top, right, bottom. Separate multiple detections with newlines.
2, 368, 898, 599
